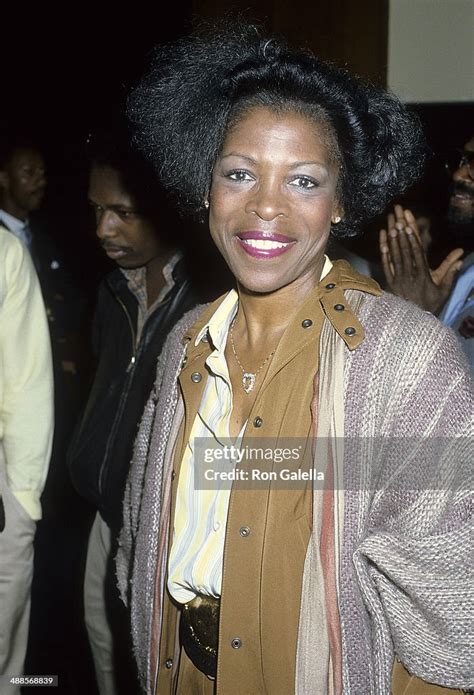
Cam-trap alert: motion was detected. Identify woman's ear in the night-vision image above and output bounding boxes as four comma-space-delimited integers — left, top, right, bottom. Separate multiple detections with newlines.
331, 197, 343, 224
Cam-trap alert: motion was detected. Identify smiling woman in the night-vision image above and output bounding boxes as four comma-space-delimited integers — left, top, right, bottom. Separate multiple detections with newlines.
117, 21, 472, 695
209, 108, 339, 297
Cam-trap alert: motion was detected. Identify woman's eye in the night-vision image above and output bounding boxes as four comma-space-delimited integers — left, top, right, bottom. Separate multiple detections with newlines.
117, 210, 135, 219
289, 176, 319, 190
226, 169, 253, 182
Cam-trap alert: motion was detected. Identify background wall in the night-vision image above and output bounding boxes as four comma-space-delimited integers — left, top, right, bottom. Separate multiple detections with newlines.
192, 0, 389, 83
388, 0, 474, 102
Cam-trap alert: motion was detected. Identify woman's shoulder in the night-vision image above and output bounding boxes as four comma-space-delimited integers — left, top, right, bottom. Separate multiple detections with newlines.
345, 290, 471, 440
156, 301, 215, 374
161, 291, 233, 357
361, 289, 440, 328
354, 289, 471, 378
362, 290, 463, 346
165, 302, 212, 346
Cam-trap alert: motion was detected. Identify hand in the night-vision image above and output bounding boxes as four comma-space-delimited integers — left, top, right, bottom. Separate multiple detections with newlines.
379, 205, 464, 314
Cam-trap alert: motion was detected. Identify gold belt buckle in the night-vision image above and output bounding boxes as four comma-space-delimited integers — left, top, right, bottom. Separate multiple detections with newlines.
180, 595, 219, 678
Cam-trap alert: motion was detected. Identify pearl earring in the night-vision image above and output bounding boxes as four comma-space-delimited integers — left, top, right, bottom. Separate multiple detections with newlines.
204, 200, 210, 209
332, 215, 341, 224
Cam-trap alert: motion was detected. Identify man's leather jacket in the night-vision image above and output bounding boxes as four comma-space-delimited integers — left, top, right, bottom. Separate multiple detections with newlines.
68, 258, 199, 533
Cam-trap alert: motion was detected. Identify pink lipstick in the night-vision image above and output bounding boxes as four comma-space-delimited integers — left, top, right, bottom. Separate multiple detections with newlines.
236, 231, 295, 259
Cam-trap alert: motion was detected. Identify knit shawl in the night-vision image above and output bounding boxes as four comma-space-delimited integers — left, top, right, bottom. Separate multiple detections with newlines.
117, 292, 473, 694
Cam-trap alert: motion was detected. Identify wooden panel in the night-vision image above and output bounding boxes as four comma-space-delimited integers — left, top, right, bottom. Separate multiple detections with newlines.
191, 0, 388, 84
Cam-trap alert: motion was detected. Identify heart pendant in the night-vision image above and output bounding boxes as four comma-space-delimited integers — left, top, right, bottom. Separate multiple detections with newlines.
242, 372, 256, 393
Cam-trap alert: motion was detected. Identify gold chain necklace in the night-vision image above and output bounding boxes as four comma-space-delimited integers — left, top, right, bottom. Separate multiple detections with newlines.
229, 319, 275, 394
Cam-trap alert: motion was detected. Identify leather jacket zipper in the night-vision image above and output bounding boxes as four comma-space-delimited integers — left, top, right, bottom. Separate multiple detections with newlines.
98, 294, 137, 497
115, 294, 138, 369
98, 278, 191, 502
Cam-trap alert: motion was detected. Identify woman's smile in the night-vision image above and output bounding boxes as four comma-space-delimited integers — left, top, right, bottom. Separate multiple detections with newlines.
235, 230, 297, 258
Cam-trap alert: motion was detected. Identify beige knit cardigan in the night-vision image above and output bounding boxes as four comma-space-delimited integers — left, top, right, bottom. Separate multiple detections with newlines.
117, 290, 473, 694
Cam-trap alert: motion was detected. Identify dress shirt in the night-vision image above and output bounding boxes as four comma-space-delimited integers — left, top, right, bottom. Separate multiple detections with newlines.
0, 209, 32, 250
167, 289, 240, 602
440, 252, 474, 374
167, 257, 332, 603
121, 251, 182, 346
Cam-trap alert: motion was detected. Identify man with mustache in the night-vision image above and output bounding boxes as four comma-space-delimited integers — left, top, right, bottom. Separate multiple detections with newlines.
447, 136, 474, 229
440, 136, 474, 369
68, 133, 200, 695
0, 140, 46, 235
380, 135, 474, 372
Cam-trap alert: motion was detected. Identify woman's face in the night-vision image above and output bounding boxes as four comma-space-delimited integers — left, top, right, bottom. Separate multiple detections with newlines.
209, 106, 341, 295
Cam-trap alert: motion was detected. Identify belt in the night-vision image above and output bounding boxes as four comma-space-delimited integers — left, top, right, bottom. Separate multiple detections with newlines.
179, 595, 220, 678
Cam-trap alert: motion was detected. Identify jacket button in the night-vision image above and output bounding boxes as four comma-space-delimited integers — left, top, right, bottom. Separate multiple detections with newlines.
345, 326, 356, 336
231, 638, 242, 649
191, 372, 202, 383
165, 658, 173, 669
253, 417, 263, 428
201, 332, 209, 343
301, 319, 313, 328
171, 470, 176, 481
325, 283, 336, 290
239, 525, 251, 537
334, 304, 345, 311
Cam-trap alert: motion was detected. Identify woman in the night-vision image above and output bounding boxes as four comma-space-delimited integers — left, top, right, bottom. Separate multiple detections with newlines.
117, 23, 472, 695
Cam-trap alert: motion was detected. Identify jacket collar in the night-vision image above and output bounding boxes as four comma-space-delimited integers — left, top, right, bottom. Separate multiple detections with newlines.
182, 259, 381, 363
104, 253, 188, 294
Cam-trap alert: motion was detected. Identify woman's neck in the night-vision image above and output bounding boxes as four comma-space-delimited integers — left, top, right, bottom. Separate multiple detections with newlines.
234, 262, 324, 347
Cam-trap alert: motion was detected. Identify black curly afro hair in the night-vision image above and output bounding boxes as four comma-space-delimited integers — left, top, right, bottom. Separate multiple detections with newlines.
127, 20, 426, 238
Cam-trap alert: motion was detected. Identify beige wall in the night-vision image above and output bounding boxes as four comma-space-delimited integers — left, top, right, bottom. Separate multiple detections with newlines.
388, 0, 474, 102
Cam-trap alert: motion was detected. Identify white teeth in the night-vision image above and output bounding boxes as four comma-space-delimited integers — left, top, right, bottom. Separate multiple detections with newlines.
242, 238, 289, 250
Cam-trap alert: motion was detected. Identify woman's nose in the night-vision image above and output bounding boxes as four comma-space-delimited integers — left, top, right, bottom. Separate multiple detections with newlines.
245, 182, 288, 221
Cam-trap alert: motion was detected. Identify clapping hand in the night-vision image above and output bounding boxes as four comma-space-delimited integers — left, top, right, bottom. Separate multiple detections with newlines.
379, 205, 464, 314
